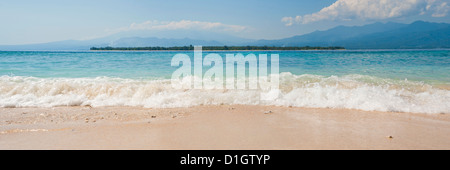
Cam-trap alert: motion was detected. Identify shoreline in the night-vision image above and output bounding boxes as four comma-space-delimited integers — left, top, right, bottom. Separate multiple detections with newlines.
89, 49, 347, 52
1, 105, 449, 150
89, 48, 450, 52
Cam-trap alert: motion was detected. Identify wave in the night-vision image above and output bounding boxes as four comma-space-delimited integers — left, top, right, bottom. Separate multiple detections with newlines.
0, 73, 449, 114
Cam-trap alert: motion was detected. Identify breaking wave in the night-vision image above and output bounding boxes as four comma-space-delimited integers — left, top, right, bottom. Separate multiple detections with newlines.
0, 73, 449, 114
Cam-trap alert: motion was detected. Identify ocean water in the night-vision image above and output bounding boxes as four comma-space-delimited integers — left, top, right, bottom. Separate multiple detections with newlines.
0, 50, 449, 114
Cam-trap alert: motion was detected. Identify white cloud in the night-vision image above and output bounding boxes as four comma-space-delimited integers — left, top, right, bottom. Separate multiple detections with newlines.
281, 16, 302, 26
282, 0, 450, 25
281, 17, 293, 26
109, 20, 248, 34
431, 1, 450, 17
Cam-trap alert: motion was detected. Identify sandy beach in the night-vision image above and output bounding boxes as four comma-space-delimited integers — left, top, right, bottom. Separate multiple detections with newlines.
0, 105, 449, 150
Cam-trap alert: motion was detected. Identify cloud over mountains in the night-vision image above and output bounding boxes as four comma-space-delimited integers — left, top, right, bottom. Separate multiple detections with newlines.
282, 0, 450, 26
108, 20, 248, 34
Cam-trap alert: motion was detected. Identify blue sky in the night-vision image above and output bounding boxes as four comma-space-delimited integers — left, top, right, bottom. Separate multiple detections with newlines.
0, 0, 449, 45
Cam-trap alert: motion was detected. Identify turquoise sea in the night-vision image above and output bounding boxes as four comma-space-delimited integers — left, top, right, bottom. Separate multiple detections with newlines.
0, 50, 449, 113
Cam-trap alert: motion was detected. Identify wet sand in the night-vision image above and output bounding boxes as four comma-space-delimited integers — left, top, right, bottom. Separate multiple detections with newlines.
0, 105, 449, 150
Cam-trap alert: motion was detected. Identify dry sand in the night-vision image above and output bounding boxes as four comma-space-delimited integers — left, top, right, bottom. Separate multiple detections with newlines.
0, 105, 449, 150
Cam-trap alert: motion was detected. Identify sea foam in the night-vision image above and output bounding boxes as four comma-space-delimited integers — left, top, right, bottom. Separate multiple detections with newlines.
0, 73, 449, 114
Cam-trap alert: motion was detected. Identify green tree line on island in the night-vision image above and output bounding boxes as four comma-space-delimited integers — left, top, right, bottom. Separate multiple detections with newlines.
90, 45, 345, 51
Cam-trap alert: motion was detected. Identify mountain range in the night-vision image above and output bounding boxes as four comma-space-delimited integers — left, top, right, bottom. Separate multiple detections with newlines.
256, 21, 450, 49
0, 21, 449, 50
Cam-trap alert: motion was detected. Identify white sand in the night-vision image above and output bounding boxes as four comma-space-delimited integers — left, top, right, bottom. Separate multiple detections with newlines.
0, 105, 449, 150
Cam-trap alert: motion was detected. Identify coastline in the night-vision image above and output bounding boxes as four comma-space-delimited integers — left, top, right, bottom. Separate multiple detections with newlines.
87, 48, 450, 52
1, 105, 449, 150
89, 49, 347, 52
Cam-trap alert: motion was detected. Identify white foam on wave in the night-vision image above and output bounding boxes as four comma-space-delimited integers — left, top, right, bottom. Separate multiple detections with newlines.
0, 73, 449, 114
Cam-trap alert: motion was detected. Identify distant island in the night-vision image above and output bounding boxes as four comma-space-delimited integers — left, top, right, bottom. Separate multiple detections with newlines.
90, 46, 345, 51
